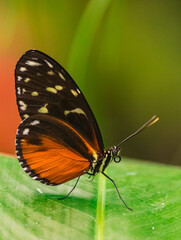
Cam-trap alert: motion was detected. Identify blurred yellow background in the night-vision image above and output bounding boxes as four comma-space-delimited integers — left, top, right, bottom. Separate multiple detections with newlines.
0, 0, 180, 165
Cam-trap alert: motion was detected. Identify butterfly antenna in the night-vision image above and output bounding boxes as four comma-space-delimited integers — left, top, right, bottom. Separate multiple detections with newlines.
58, 176, 80, 200
117, 115, 159, 148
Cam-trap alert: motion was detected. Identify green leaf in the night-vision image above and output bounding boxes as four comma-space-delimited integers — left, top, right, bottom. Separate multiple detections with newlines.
68, 0, 112, 87
0, 154, 181, 240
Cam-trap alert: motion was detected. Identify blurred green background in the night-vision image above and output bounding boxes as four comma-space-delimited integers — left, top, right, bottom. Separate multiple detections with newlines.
0, 0, 180, 165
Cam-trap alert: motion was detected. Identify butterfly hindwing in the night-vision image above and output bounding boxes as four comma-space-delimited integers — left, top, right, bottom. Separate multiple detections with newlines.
15, 50, 104, 154
16, 114, 98, 185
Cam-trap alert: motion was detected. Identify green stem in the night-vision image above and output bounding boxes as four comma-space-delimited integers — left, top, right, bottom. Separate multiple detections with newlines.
95, 174, 106, 240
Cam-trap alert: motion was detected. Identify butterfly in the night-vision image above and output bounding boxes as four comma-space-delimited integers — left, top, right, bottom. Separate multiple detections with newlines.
15, 50, 159, 210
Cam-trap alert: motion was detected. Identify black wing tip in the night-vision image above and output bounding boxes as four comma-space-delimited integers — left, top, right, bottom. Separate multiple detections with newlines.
24, 49, 43, 55
15, 49, 70, 80
14, 49, 45, 76
15, 49, 56, 66
16, 49, 47, 62
19, 49, 45, 60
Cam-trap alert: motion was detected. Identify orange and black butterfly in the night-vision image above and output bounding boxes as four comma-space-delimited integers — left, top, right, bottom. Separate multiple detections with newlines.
15, 50, 159, 210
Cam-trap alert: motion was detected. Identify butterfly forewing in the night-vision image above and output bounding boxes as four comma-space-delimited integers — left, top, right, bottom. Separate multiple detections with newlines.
16, 114, 96, 185
15, 50, 104, 154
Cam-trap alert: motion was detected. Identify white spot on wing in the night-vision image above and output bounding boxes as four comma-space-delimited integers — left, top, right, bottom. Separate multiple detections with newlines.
31, 91, 38, 96
19, 67, 27, 72
58, 72, 65, 80
55, 85, 63, 91
16, 129, 19, 135
17, 87, 21, 95
22, 88, 26, 94
25, 60, 41, 66
24, 78, 30, 83
64, 108, 87, 118
28, 172, 33, 176
30, 120, 40, 126
23, 128, 29, 135
24, 114, 29, 118
46, 87, 57, 94
17, 76, 22, 81
38, 103, 48, 113
19, 101, 27, 111
70, 89, 78, 97
33, 176, 38, 180
77, 88, 81, 94
44, 60, 53, 68
47, 70, 54, 75
23, 167, 28, 171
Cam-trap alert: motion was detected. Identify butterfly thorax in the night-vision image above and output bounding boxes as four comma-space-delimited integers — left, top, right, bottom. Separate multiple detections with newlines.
91, 146, 121, 175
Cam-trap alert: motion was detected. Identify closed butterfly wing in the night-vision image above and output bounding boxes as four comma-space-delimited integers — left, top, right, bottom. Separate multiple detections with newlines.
16, 114, 100, 185
15, 50, 104, 155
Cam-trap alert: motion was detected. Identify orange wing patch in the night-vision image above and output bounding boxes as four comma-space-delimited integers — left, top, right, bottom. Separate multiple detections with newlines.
16, 114, 101, 185
21, 136, 90, 185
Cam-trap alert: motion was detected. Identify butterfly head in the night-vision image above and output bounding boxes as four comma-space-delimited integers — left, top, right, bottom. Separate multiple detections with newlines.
109, 146, 121, 163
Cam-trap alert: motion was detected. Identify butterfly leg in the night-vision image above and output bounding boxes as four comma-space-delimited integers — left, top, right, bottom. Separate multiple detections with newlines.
83, 171, 94, 176
83, 171, 95, 182
58, 176, 80, 200
102, 172, 133, 211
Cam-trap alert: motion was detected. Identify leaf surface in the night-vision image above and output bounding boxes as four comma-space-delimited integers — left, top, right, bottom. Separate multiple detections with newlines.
0, 155, 180, 240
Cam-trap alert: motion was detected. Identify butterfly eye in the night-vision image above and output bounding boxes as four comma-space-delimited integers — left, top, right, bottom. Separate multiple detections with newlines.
113, 156, 121, 163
